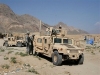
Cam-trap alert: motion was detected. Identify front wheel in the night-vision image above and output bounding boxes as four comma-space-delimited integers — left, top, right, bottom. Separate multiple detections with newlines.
17, 42, 22, 47
4, 41, 9, 47
77, 54, 84, 64
52, 51, 62, 66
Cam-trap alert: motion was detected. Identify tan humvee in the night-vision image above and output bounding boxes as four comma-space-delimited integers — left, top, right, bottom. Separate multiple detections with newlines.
33, 27, 84, 66
3, 33, 26, 47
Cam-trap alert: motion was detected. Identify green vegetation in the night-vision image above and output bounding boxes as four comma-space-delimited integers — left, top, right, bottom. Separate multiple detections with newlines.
85, 46, 91, 49
0, 47, 5, 52
8, 51, 13, 54
15, 52, 20, 55
15, 52, 28, 56
19, 52, 28, 57
50, 65, 55, 68
1, 64, 10, 69
7, 48, 14, 50
0, 49, 5, 52
91, 51, 95, 55
4, 56, 9, 60
35, 56, 41, 60
27, 68, 39, 74
23, 63, 30, 67
10, 57, 17, 63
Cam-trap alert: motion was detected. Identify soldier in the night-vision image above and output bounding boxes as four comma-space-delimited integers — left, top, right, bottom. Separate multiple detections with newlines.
46, 27, 50, 35
29, 34, 35, 54
25, 31, 31, 54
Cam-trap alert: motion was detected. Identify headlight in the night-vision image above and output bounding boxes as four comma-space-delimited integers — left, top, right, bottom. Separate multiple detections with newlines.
67, 50, 70, 53
78, 50, 81, 53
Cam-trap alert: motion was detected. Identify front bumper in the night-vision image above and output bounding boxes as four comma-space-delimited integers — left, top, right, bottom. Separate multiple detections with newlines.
68, 53, 80, 59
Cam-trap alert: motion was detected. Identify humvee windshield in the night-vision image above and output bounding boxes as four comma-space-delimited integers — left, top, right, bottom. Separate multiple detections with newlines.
54, 38, 62, 43
54, 38, 72, 44
63, 39, 72, 44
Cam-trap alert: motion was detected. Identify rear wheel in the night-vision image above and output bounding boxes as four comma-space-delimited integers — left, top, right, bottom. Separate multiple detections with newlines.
17, 42, 22, 47
33, 50, 38, 55
33, 47, 38, 56
4, 41, 9, 47
52, 51, 62, 66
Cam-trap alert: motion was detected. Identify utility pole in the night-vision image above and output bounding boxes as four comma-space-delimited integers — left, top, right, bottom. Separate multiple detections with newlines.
39, 20, 41, 36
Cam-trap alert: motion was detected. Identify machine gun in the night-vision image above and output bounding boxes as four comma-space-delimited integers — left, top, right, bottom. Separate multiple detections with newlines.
46, 26, 66, 37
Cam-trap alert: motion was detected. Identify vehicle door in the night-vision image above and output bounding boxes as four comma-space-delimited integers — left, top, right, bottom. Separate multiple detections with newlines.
43, 37, 51, 52
36, 37, 43, 51
7, 37, 11, 45
8, 37, 16, 45
12, 37, 16, 45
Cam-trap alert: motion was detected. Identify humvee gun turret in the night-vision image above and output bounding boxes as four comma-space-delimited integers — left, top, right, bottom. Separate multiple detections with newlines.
3, 33, 26, 47
33, 27, 84, 66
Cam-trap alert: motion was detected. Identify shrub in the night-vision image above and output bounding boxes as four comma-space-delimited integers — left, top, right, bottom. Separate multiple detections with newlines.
10, 57, 17, 63
1, 64, 10, 69
27, 68, 39, 74
19, 52, 28, 57
0, 47, 5, 52
15, 52, 20, 55
8, 51, 13, 54
4, 57, 9, 60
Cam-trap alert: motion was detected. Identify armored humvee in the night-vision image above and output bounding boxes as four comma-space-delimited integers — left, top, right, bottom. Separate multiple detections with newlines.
3, 33, 26, 47
33, 27, 84, 66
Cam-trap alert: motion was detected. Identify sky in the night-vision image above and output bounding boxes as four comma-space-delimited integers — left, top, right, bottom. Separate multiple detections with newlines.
0, 0, 100, 34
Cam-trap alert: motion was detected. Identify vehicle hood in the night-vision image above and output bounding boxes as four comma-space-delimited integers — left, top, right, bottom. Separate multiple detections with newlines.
53, 44, 82, 49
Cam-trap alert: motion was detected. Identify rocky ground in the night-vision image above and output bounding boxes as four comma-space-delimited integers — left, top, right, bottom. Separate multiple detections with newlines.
0, 39, 100, 75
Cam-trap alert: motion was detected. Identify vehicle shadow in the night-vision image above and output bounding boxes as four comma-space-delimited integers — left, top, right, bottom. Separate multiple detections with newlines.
37, 54, 78, 66
38, 54, 52, 62
62, 60, 78, 66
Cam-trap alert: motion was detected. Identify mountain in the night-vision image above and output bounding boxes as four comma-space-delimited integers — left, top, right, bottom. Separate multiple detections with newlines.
0, 4, 49, 33
54, 22, 88, 34
0, 3, 88, 34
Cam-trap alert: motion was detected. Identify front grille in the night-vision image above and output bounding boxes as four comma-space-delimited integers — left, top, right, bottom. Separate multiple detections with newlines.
70, 50, 78, 53
66, 44, 75, 48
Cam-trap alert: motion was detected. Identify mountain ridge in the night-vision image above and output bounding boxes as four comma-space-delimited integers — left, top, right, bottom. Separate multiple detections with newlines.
0, 3, 88, 34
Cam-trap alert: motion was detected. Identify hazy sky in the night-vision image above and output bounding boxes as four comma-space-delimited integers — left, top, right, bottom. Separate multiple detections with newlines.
0, 0, 100, 33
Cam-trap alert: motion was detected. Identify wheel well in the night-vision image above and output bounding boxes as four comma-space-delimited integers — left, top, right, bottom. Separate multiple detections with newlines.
53, 49, 63, 55
17, 41, 22, 43
53, 49, 58, 52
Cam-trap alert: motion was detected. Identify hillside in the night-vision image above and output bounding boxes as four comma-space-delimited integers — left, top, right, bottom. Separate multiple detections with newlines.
0, 3, 88, 34
54, 22, 88, 34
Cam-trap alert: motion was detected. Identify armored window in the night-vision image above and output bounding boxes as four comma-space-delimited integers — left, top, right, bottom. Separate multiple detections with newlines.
12, 38, 15, 41
8, 38, 10, 41
63, 39, 68, 43
46, 31, 51, 35
63, 39, 72, 44
12, 38, 14, 41
37, 38, 42, 43
54, 38, 62, 43
45, 39, 47, 43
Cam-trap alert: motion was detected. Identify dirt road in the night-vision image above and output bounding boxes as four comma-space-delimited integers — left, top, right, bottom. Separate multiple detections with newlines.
0, 39, 100, 75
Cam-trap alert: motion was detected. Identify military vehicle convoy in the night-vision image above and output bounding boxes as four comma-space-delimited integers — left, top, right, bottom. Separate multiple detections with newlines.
33, 27, 84, 66
3, 33, 26, 47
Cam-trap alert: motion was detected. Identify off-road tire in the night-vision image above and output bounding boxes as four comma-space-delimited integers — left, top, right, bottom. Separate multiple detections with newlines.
33, 50, 39, 56
17, 42, 22, 47
4, 41, 8, 47
77, 54, 84, 64
33, 50, 37, 55
52, 51, 62, 66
